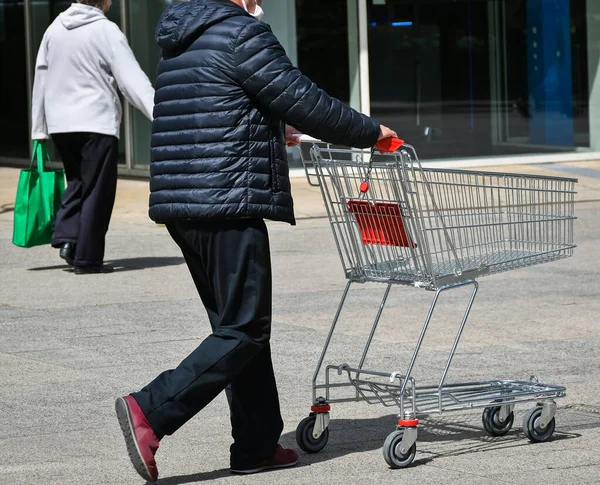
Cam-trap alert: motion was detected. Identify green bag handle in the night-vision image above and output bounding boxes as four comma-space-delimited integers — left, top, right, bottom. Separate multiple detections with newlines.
30, 140, 51, 173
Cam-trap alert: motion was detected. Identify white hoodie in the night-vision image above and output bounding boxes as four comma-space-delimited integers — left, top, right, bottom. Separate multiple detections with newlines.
31, 3, 155, 140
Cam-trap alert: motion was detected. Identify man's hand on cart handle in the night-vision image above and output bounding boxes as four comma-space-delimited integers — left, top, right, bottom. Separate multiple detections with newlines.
379, 125, 398, 140
286, 125, 302, 147
377, 125, 404, 153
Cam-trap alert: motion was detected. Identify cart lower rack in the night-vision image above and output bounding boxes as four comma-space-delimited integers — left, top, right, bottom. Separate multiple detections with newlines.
295, 139, 577, 468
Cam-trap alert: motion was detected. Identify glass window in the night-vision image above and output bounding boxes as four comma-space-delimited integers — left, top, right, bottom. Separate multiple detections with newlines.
26, 0, 126, 163
0, 0, 28, 158
296, 0, 350, 104
289, 0, 352, 167
127, 0, 307, 169
367, 0, 594, 160
126, 0, 355, 170
127, 0, 170, 168
502, 0, 589, 149
264, 0, 298, 64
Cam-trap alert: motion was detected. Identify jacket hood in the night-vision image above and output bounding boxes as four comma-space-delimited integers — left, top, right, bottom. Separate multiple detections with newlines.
156, 0, 248, 53
59, 4, 107, 30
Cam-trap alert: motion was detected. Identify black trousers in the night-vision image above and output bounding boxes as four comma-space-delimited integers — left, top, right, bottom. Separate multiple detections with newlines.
51, 132, 118, 266
132, 219, 284, 468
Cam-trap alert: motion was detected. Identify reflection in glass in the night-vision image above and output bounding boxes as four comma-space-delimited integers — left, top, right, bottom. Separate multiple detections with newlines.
296, 0, 350, 104
127, 0, 171, 168
0, 0, 28, 158
367, 0, 591, 160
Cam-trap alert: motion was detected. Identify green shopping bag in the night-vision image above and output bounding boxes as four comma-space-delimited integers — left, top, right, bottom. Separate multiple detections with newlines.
12, 140, 66, 248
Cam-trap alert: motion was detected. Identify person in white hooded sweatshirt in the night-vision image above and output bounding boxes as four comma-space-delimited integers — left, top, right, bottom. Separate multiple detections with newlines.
31, 0, 154, 274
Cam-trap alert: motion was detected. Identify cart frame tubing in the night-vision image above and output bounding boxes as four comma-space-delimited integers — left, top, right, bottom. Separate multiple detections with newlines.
311, 279, 479, 413
399, 280, 479, 417
301, 138, 575, 409
312, 280, 352, 403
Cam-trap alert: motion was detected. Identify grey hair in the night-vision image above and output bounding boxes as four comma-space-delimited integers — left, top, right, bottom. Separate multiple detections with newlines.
77, 0, 106, 8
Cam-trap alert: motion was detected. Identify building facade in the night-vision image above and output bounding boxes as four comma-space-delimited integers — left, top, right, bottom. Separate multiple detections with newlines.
1, 0, 600, 173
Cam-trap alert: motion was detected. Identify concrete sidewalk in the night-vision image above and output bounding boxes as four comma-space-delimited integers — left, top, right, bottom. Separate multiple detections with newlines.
1, 160, 600, 484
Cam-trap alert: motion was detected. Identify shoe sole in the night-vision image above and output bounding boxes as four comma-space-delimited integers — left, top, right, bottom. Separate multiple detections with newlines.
115, 397, 156, 482
74, 268, 115, 275
230, 458, 299, 475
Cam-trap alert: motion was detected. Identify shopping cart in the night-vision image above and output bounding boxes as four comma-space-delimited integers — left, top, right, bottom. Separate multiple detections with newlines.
295, 138, 577, 468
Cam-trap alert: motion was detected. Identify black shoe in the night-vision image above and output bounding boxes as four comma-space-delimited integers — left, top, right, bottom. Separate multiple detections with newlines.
74, 264, 114, 275
59, 243, 76, 266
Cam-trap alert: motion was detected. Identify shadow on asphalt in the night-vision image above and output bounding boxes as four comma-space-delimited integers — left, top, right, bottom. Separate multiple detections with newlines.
27, 256, 184, 272
0, 203, 14, 215
152, 469, 231, 485
276, 415, 583, 469
107, 256, 185, 272
28, 264, 72, 272
153, 411, 597, 484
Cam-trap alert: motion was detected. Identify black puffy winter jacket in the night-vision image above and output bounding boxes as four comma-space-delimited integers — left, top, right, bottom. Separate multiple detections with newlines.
149, 0, 381, 225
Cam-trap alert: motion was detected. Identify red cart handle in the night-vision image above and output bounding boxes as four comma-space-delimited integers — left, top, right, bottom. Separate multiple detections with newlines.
375, 137, 404, 153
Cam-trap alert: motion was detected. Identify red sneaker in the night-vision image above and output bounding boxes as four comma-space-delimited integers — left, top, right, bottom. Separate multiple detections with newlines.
115, 395, 160, 482
231, 445, 299, 474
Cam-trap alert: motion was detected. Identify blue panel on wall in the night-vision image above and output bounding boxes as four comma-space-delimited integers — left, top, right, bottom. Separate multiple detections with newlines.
527, 0, 574, 146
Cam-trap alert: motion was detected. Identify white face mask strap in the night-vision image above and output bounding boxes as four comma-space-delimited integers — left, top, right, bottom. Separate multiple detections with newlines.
241, 0, 264, 20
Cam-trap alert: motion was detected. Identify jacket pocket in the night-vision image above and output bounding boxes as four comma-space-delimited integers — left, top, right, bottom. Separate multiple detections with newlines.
269, 137, 281, 193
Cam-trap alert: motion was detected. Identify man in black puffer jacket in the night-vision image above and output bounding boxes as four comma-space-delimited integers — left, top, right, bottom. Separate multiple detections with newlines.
115, 0, 397, 481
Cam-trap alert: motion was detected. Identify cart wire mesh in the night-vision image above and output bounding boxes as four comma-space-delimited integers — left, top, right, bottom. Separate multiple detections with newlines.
301, 142, 577, 289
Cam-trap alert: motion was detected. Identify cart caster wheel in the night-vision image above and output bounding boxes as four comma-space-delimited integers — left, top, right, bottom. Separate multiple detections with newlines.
296, 416, 329, 453
523, 406, 556, 443
482, 404, 514, 437
383, 430, 417, 469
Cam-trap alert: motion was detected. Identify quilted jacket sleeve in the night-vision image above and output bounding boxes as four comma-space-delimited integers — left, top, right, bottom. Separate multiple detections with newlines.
234, 21, 381, 149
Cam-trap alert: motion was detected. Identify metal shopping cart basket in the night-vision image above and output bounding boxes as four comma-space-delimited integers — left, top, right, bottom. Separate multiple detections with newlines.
295, 137, 577, 468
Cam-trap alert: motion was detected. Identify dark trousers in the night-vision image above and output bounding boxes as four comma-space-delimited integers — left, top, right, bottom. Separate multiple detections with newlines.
51, 132, 118, 266
132, 219, 284, 468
